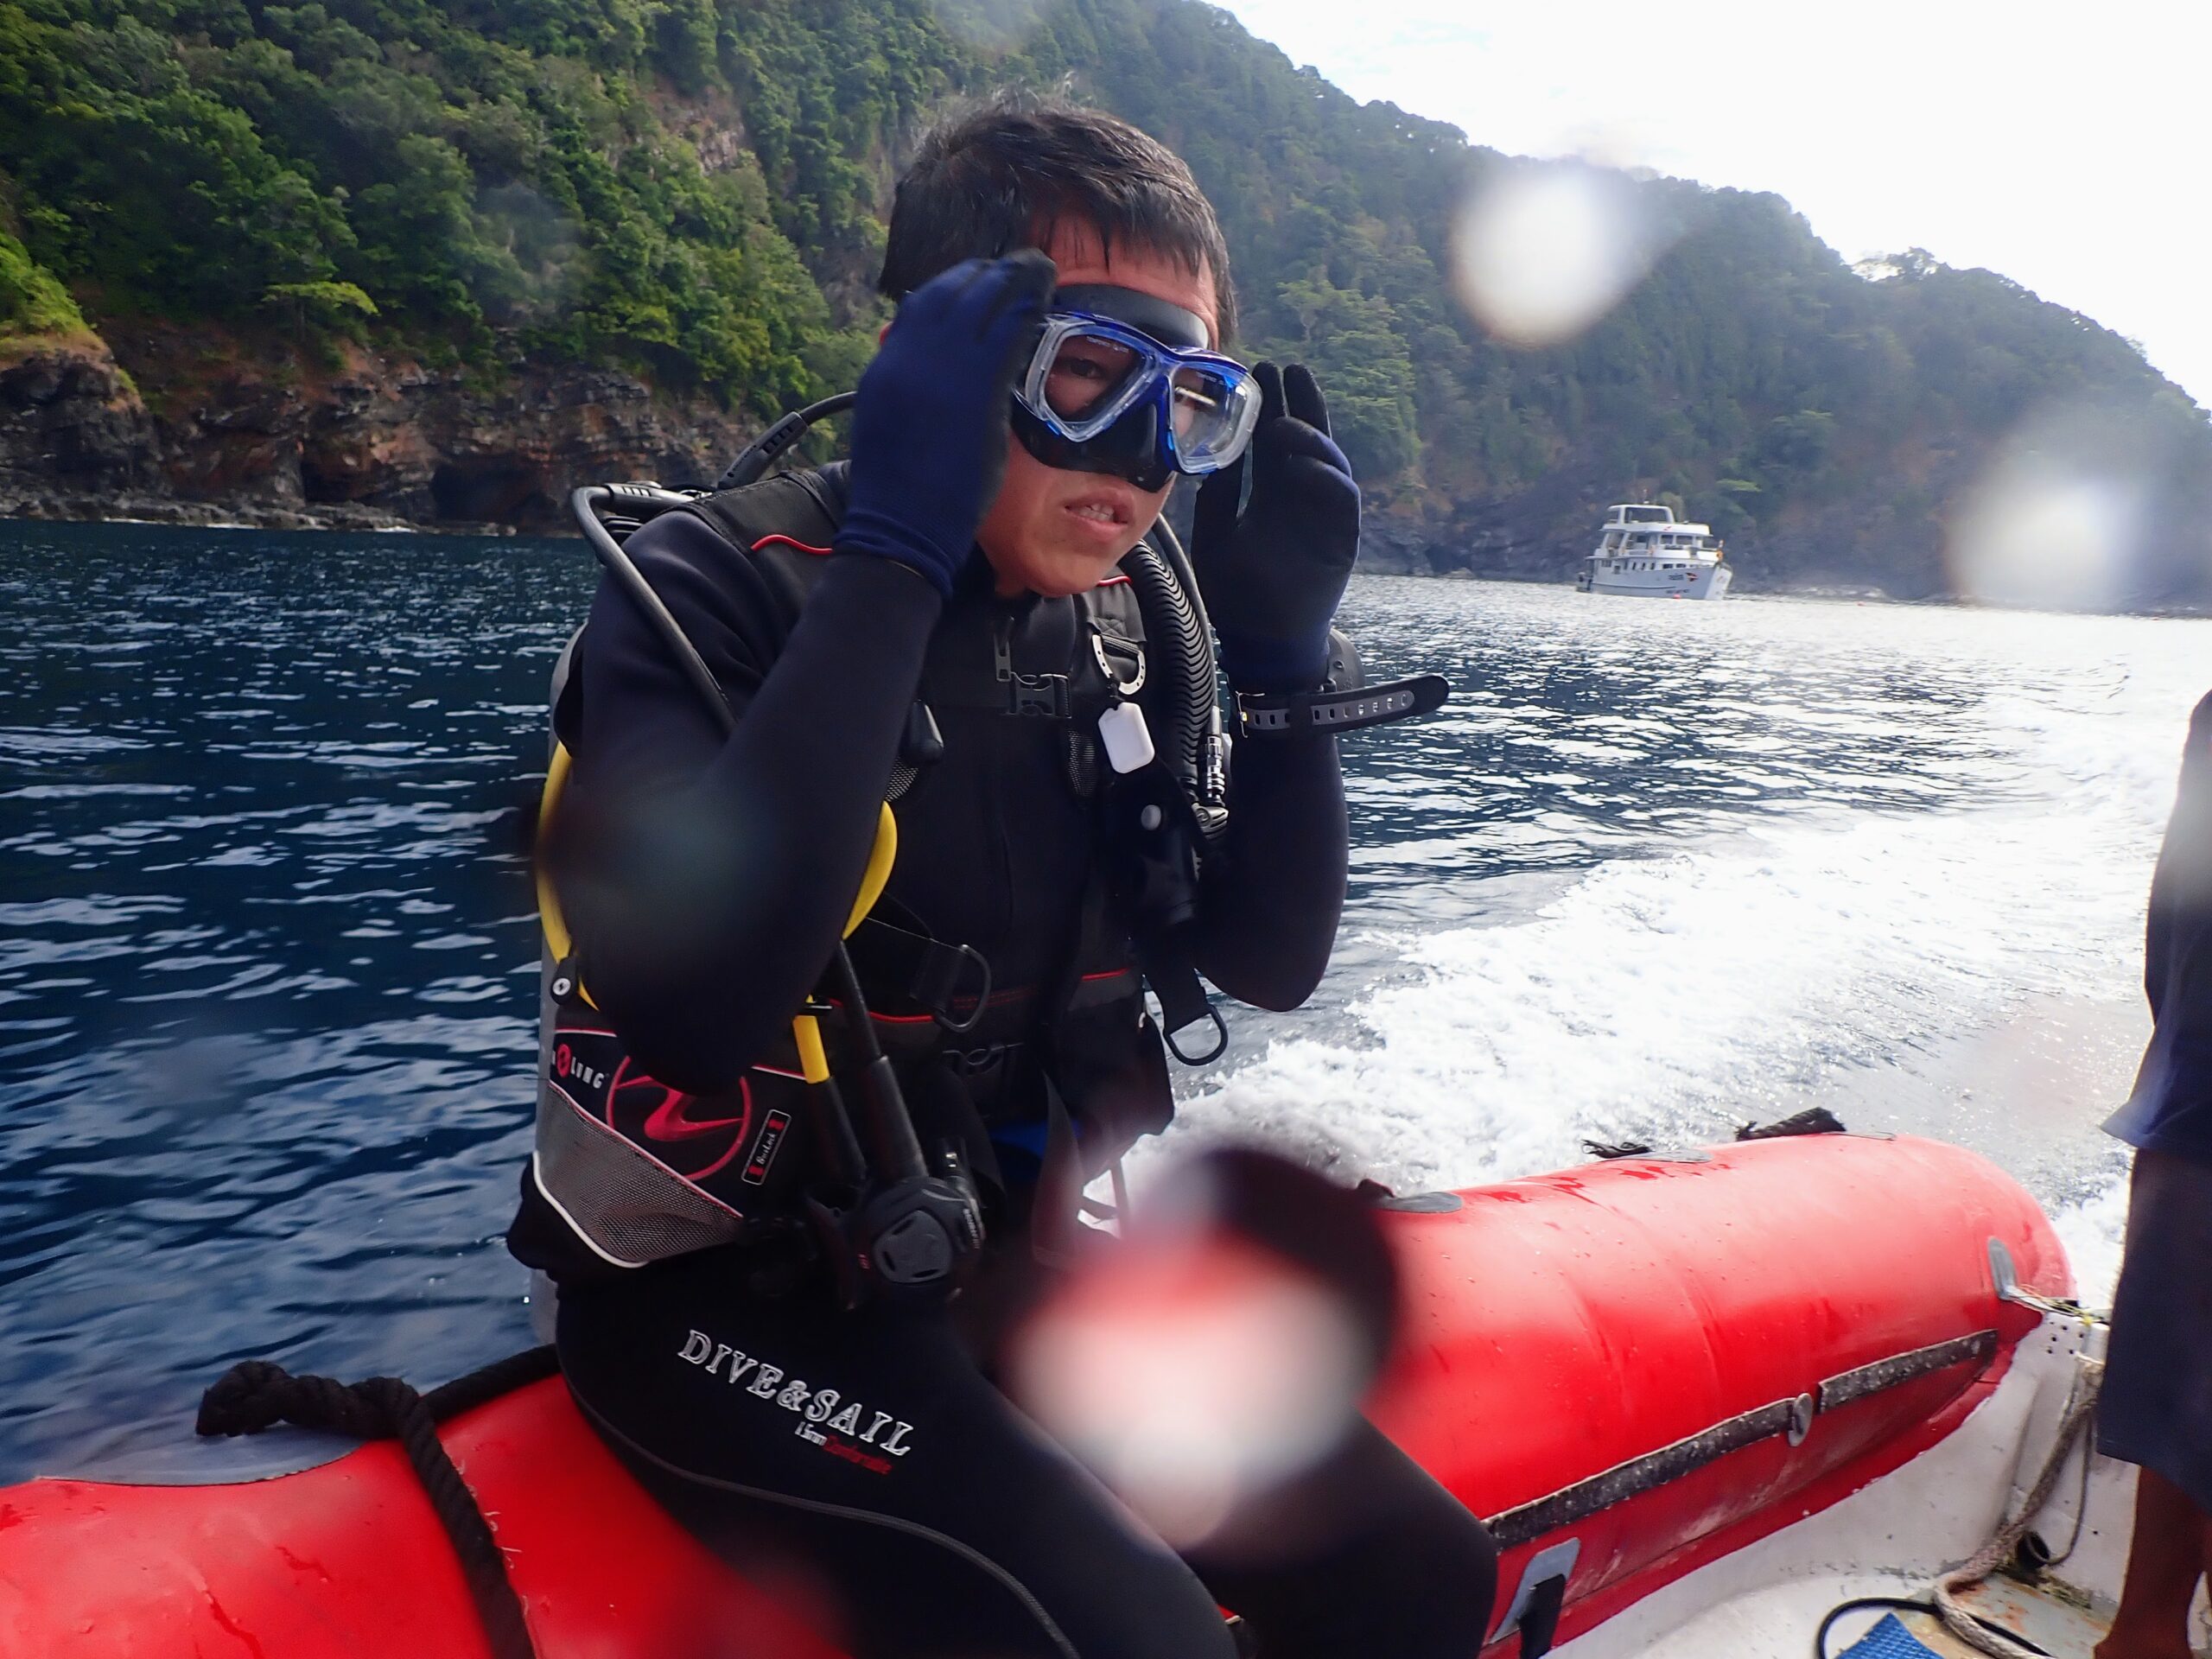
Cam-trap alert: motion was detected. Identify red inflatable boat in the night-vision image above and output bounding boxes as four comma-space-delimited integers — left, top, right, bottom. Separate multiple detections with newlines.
0, 1134, 2069, 1656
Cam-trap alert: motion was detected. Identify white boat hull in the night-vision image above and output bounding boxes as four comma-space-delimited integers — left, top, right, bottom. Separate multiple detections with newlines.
1579, 560, 1732, 600
1549, 1306, 2183, 1659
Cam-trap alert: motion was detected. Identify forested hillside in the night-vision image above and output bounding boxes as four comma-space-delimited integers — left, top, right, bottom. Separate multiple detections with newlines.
3, 0, 2209, 601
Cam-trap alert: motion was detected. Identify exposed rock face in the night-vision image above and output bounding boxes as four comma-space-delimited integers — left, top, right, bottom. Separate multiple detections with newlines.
1, 327, 2146, 607
0, 337, 162, 501
0, 323, 759, 533
0, 339, 1948, 601
277, 356, 751, 527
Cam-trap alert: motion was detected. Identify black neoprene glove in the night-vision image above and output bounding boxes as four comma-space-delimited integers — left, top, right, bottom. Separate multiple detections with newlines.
1190, 363, 1361, 691
836, 251, 1056, 595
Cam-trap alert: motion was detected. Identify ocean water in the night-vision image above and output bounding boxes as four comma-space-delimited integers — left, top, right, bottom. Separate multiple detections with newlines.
2, 518, 2204, 1484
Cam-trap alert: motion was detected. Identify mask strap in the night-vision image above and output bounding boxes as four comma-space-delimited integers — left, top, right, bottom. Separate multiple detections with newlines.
1051, 284, 1210, 351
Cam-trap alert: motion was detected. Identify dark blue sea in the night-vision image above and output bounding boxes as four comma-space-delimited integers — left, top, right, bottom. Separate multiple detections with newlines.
4, 518, 2206, 1482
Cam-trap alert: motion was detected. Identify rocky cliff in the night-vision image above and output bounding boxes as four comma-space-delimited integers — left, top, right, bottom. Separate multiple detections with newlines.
0, 327, 2160, 607
0, 324, 756, 533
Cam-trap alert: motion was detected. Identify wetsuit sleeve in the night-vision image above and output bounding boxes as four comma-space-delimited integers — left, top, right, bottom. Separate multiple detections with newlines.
1190, 725, 1349, 1012
552, 510, 943, 1093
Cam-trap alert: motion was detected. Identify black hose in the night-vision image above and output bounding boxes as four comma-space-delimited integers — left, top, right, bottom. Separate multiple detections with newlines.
1813, 1596, 2051, 1659
1145, 514, 1229, 829
1815, 1599, 1936, 1659
570, 487, 730, 724
1149, 512, 1212, 646
1122, 543, 1210, 803
714, 391, 856, 491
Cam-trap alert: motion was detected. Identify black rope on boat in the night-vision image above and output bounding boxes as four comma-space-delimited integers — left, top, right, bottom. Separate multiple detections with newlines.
1736, 1107, 1847, 1141
1812, 1598, 2053, 1659
198, 1344, 561, 1659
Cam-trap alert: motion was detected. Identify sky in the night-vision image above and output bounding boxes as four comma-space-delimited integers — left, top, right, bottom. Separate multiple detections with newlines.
1209, 0, 2212, 410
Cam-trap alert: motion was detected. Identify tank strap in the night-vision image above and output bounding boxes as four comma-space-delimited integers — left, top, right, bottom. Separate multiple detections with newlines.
196, 1347, 561, 1659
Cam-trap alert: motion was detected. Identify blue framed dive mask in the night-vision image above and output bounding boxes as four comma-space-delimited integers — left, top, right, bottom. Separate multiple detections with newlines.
1010, 285, 1261, 492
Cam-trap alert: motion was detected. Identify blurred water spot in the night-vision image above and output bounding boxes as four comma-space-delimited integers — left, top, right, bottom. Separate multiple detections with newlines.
474, 182, 583, 327
1451, 162, 1668, 347
1011, 1173, 1368, 1548
915, 0, 1044, 52
1948, 404, 2160, 612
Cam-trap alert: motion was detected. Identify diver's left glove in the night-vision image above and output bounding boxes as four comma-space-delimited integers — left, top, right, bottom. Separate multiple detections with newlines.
836, 251, 1058, 596
1190, 362, 1360, 691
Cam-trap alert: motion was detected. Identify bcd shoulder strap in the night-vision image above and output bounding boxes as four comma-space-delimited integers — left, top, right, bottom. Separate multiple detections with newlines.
678, 465, 851, 649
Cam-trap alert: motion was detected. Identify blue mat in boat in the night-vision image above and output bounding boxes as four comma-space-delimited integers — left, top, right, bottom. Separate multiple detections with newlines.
1834, 1613, 1941, 1659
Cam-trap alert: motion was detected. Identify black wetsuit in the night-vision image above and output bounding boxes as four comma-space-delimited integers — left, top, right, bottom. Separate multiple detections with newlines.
513, 475, 1497, 1657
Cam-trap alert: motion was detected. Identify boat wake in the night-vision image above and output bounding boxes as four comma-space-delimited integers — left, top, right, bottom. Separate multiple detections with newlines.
1162, 798, 2156, 1300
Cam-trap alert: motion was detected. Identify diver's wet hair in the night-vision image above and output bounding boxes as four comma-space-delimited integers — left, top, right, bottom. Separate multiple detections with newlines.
881, 93, 1236, 340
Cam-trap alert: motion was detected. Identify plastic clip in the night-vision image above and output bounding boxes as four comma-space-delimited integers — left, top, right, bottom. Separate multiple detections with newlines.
1162, 1005, 1230, 1066
931, 944, 995, 1035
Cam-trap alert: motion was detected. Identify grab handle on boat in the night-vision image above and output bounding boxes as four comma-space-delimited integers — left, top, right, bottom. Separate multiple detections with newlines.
1491, 1537, 1580, 1653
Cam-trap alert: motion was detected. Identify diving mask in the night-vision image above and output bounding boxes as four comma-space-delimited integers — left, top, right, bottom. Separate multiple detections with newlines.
1011, 284, 1261, 493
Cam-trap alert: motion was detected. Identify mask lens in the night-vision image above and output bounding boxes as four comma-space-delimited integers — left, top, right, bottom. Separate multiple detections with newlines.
1170, 365, 1259, 469
1044, 330, 1144, 423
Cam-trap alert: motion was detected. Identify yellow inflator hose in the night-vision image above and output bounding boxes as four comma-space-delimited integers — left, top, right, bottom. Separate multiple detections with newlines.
535, 742, 582, 977
536, 741, 897, 1076
802, 795, 896, 1082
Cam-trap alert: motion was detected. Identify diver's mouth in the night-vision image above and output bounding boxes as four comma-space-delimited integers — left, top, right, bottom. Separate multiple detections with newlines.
1065, 501, 1129, 525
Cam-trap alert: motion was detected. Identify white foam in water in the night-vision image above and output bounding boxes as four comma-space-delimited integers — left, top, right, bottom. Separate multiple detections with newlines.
2050, 1177, 2133, 1307
1167, 806, 2137, 1186
1142, 590, 2212, 1308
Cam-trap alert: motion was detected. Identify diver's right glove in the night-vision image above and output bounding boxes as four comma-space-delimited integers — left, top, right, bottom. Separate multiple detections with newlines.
836, 251, 1057, 596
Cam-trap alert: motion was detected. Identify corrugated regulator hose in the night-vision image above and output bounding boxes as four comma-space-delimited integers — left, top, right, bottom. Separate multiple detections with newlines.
1122, 533, 1224, 831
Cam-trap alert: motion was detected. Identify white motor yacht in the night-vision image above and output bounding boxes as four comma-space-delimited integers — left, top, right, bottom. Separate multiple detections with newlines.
1578, 503, 1732, 600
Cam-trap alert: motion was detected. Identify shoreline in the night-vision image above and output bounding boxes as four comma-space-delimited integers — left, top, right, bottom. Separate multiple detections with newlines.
0, 492, 531, 538
8, 503, 2210, 616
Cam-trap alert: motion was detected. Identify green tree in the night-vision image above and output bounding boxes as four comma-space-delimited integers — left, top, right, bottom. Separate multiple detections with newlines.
0, 229, 91, 340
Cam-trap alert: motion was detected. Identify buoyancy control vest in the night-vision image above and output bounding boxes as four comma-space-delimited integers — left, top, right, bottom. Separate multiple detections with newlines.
524, 466, 1207, 1277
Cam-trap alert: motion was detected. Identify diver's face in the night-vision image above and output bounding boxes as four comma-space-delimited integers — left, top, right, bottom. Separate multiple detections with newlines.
976, 221, 1219, 599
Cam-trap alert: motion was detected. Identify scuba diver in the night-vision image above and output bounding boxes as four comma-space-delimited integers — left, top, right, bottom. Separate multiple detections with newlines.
510, 96, 1494, 1658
